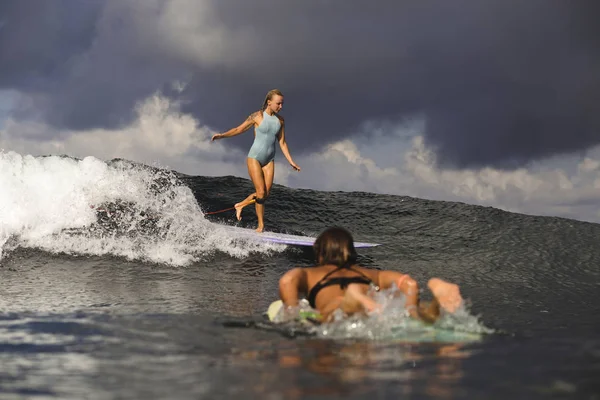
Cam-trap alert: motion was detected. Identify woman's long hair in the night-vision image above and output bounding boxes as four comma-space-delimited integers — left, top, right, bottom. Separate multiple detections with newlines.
261, 89, 283, 111
313, 227, 358, 267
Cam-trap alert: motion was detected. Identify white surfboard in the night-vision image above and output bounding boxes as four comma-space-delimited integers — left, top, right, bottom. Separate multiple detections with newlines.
221, 225, 380, 248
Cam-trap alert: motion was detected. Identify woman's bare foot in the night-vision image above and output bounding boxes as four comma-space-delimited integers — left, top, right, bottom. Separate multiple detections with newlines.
234, 203, 243, 221
427, 278, 463, 313
255, 225, 264, 233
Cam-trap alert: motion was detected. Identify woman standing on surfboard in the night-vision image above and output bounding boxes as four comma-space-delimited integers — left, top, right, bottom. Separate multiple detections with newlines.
276, 227, 464, 322
211, 89, 300, 232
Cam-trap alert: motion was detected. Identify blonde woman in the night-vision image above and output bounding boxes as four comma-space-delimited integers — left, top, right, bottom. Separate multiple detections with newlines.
212, 89, 300, 232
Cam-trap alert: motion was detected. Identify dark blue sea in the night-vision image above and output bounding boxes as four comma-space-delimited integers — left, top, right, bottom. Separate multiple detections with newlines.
0, 153, 599, 399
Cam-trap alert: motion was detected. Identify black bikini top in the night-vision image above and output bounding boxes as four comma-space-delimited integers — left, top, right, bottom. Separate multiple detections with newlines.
306, 263, 374, 309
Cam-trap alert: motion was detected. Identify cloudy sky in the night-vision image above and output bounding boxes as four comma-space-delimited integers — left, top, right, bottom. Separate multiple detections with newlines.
1, 0, 600, 223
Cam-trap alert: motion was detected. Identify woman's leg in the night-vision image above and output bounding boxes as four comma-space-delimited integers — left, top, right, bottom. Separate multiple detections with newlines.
234, 193, 257, 221
235, 160, 275, 224
246, 158, 267, 232
262, 161, 275, 196
234, 158, 270, 222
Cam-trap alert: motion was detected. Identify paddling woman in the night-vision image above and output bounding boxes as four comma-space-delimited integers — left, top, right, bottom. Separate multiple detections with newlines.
211, 89, 300, 232
278, 227, 464, 322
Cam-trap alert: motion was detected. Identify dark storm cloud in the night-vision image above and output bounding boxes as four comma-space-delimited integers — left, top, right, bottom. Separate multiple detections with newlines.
1, 0, 599, 168
0, 0, 100, 89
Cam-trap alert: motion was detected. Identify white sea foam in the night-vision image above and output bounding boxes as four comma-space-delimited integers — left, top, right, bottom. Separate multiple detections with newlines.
0, 151, 281, 265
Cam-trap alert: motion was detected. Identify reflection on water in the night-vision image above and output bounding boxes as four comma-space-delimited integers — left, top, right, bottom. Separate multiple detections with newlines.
228, 339, 474, 399
0, 312, 597, 399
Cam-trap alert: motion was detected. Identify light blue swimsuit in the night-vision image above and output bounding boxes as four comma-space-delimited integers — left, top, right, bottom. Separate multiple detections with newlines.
247, 111, 281, 166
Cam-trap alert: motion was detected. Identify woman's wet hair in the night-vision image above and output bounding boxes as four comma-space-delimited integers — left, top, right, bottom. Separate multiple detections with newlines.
261, 89, 283, 111
313, 227, 358, 267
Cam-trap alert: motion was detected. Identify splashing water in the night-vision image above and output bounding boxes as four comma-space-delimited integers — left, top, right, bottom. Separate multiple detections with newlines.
0, 151, 283, 265
318, 286, 493, 341
271, 285, 493, 341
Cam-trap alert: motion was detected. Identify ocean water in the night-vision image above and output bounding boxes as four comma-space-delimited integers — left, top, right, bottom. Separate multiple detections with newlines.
0, 151, 599, 399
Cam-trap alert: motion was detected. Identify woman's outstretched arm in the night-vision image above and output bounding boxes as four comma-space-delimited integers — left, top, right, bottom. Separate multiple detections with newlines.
211, 111, 259, 141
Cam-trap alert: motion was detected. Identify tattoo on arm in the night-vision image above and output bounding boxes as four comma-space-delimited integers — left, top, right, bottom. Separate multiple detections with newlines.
236, 111, 259, 132
246, 111, 259, 123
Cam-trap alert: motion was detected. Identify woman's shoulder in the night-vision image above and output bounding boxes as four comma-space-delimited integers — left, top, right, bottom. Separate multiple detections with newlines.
249, 110, 263, 119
